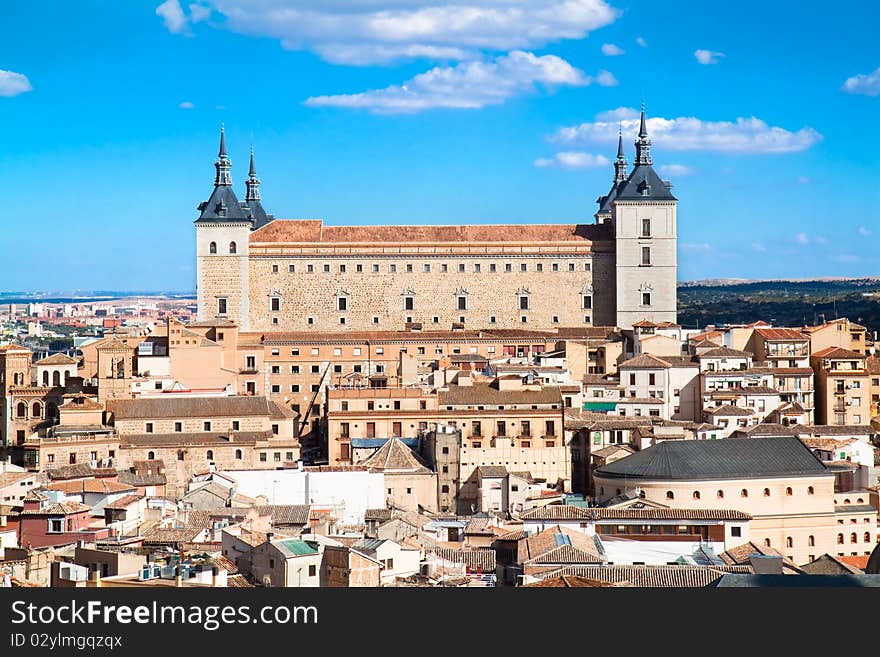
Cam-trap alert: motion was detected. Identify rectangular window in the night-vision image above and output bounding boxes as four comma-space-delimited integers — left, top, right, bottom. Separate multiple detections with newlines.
642, 217, 652, 237
504, 263, 512, 272
458, 263, 466, 272
536, 263, 543, 272
204, 421, 211, 431
489, 263, 497, 273
356, 264, 363, 273
174, 422, 182, 432
423, 264, 430, 273
145, 422, 153, 433
583, 295, 592, 309
307, 264, 314, 273
642, 292, 651, 306
337, 297, 347, 311
323, 264, 330, 273
520, 263, 527, 272
232, 420, 240, 431
217, 298, 227, 315
270, 297, 280, 312
457, 296, 467, 311
404, 297, 414, 311
390, 264, 397, 272
474, 263, 481, 273
519, 296, 529, 310
641, 247, 651, 265
372, 264, 379, 273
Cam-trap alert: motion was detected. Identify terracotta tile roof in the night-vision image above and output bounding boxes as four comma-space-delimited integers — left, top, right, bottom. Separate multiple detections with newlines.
618, 353, 672, 369
251, 220, 606, 245
429, 547, 496, 571
20, 500, 92, 515
45, 464, 116, 481
754, 328, 809, 341
254, 505, 311, 527
523, 574, 621, 587
698, 347, 752, 359
813, 347, 866, 359
527, 543, 604, 565
59, 396, 104, 411
794, 424, 876, 436
48, 480, 136, 495
364, 508, 394, 522
591, 444, 636, 458
361, 437, 432, 474
0, 343, 31, 352
103, 494, 144, 510
705, 404, 754, 417
117, 469, 167, 487
799, 554, 864, 575
38, 352, 79, 365
439, 382, 562, 406
477, 466, 509, 478
0, 471, 35, 487
521, 525, 603, 563
107, 396, 278, 419
539, 564, 753, 587
226, 574, 255, 588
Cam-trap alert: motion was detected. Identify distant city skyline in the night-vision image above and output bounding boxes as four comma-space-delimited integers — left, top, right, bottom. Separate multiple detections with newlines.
1, 1, 878, 289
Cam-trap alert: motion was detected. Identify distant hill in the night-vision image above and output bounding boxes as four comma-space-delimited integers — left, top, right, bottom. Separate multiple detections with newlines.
677, 278, 880, 333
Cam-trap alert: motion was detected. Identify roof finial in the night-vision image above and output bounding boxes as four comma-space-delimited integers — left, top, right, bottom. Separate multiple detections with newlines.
245, 144, 261, 202
214, 124, 232, 187
617, 123, 625, 159
635, 101, 652, 165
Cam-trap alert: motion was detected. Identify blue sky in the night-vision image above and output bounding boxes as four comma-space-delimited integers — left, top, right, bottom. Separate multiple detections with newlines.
0, 0, 878, 291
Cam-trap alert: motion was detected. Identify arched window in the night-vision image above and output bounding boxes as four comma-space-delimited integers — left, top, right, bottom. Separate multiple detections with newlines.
851, 533, 858, 544
717, 490, 724, 499
844, 498, 851, 504
147, 451, 155, 460
16, 402, 26, 418
865, 532, 872, 543
42, 371, 49, 386
763, 488, 770, 497
808, 486, 814, 495
786, 537, 793, 548
235, 449, 242, 460
52, 370, 60, 386
666, 491, 674, 500
785, 487, 793, 496
209, 242, 217, 254
858, 498, 864, 504
31, 402, 41, 418
763, 538, 771, 547
808, 535, 815, 547
206, 450, 214, 461
837, 533, 844, 544
229, 241, 237, 254
692, 491, 701, 500
741, 489, 749, 498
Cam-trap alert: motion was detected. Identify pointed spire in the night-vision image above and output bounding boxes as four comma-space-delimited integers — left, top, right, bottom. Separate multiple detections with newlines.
634, 101, 652, 166
245, 145, 261, 202
614, 123, 628, 183
214, 124, 232, 187
638, 100, 648, 138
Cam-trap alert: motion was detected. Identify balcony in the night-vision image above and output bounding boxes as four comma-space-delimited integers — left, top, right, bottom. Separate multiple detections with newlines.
239, 367, 260, 375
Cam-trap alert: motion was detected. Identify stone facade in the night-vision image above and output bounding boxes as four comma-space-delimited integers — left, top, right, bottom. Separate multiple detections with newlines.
194, 114, 679, 334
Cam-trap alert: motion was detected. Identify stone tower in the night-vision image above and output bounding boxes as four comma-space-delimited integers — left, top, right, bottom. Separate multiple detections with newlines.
195, 127, 255, 329
0, 344, 32, 447
96, 338, 134, 403
611, 105, 678, 329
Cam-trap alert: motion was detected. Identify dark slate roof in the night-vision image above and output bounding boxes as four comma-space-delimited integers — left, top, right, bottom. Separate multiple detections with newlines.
613, 164, 677, 202
594, 436, 828, 481
195, 185, 253, 223
245, 199, 272, 229
596, 181, 619, 216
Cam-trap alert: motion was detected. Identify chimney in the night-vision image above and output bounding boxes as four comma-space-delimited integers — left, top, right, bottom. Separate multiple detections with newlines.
175, 565, 183, 587
265, 532, 274, 543
211, 566, 219, 588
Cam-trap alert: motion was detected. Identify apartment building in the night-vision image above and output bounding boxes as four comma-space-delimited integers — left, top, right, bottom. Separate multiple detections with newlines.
811, 347, 871, 426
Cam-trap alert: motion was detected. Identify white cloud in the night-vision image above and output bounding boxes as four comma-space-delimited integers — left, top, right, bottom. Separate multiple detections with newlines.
595, 70, 618, 86
694, 49, 724, 65
156, 0, 190, 35
167, 0, 620, 65
636, 36, 647, 47
305, 51, 605, 113
179, 101, 195, 109
534, 151, 610, 169
189, 3, 211, 22
0, 69, 32, 97
601, 43, 624, 56
552, 107, 822, 154
680, 242, 712, 252
842, 67, 880, 96
858, 226, 871, 237
658, 163, 694, 177
751, 242, 767, 253
795, 232, 809, 245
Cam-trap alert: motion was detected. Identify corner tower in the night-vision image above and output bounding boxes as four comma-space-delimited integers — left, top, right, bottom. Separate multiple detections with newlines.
195, 127, 254, 328
612, 105, 678, 329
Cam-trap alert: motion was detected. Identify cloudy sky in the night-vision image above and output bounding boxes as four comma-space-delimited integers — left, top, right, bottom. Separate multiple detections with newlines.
0, 0, 878, 290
